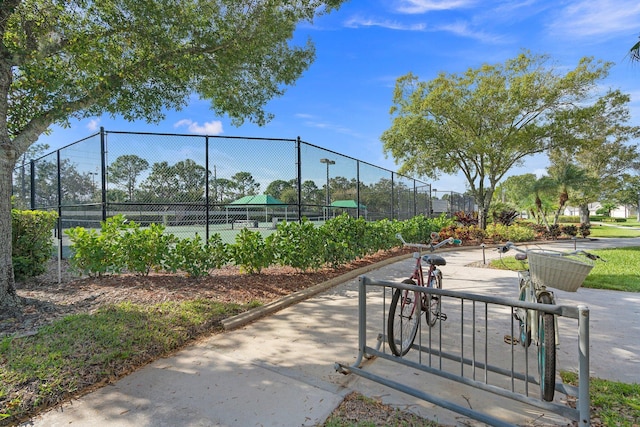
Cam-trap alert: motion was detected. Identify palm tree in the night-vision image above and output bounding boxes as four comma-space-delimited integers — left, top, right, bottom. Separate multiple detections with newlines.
631, 38, 640, 62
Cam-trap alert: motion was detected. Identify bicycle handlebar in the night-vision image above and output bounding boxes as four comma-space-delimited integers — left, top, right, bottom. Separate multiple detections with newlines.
396, 233, 462, 251
496, 241, 605, 261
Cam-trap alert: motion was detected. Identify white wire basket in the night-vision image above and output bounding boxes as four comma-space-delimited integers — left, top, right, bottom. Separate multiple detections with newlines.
527, 249, 595, 292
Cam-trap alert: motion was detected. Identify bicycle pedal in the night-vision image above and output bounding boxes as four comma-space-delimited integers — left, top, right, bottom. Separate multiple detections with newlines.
437, 312, 447, 321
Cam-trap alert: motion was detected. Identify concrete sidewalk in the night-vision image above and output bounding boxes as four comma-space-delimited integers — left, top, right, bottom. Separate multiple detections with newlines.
26, 238, 640, 427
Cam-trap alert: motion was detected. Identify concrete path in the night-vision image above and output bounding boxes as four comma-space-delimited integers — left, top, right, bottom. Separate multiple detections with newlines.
25, 238, 640, 427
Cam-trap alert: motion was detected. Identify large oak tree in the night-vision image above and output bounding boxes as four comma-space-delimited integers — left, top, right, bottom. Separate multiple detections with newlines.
0, 0, 346, 310
381, 51, 612, 229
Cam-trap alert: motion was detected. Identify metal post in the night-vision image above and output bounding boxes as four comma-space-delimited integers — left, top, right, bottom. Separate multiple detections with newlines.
351, 276, 368, 368
99, 127, 107, 221
297, 137, 302, 223
578, 305, 590, 427
320, 158, 335, 219
205, 136, 210, 240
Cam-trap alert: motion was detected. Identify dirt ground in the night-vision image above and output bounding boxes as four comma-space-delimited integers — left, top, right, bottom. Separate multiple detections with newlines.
2, 248, 411, 339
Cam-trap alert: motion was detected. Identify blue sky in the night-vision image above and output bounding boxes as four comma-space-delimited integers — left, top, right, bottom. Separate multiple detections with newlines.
37, 0, 640, 193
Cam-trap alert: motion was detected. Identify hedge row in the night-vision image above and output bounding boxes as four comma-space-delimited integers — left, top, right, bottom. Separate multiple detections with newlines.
11, 209, 58, 280
65, 214, 455, 277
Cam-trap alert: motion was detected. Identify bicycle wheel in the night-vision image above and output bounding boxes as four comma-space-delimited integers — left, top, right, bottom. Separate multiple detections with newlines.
387, 279, 420, 356
537, 293, 556, 402
425, 272, 442, 327
517, 281, 532, 347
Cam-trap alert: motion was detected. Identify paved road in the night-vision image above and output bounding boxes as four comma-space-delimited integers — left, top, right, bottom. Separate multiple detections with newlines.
25, 237, 640, 427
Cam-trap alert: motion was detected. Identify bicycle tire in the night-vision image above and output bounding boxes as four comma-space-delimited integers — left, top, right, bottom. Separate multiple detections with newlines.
387, 279, 420, 356
537, 293, 556, 402
425, 272, 442, 327
517, 281, 532, 347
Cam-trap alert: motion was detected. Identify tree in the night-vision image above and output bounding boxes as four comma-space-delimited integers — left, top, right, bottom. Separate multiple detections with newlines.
108, 155, 149, 201
173, 159, 207, 202
265, 179, 296, 200
381, 51, 611, 229
631, 37, 640, 62
139, 161, 179, 202
213, 178, 235, 204
12, 143, 49, 208
231, 172, 259, 198
0, 0, 346, 310
547, 90, 640, 225
615, 174, 640, 221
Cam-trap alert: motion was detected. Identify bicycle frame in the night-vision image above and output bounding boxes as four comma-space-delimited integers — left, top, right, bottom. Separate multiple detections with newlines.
518, 271, 559, 346
409, 250, 440, 288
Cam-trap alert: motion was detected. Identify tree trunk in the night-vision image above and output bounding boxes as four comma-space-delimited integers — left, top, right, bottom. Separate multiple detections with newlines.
579, 203, 590, 226
0, 145, 20, 312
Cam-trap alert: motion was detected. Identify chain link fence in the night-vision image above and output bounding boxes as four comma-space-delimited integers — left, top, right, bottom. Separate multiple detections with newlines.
12, 129, 475, 251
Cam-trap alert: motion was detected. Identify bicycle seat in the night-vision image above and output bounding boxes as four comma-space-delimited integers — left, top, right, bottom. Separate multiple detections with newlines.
422, 255, 446, 266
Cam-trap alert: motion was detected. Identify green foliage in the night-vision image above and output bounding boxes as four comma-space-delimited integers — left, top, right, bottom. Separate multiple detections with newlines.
484, 224, 536, 242
11, 209, 58, 280
320, 214, 366, 268
229, 228, 273, 274
268, 219, 323, 272
558, 215, 580, 223
166, 234, 229, 278
381, 51, 612, 228
396, 214, 452, 243
561, 372, 640, 427
119, 223, 177, 275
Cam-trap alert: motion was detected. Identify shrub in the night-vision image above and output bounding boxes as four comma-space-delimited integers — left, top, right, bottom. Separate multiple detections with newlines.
558, 215, 580, 223
66, 215, 129, 276
165, 234, 229, 278
11, 209, 58, 280
229, 228, 273, 274
268, 219, 323, 272
492, 209, 519, 226
397, 214, 452, 243
320, 214, 363, 268
119, 222, 177, 275
454, 211, 478, 226
579, 223, 591, 238
561, 225, 578, 237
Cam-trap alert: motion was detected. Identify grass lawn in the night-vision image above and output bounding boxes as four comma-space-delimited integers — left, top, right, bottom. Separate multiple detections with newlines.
490, 246, 640, 292
0, 299, 257, 424
589, 224, 640, 238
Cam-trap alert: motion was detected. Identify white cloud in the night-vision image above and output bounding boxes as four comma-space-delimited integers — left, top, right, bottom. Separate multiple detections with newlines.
548, 0, 640, 39
394, 0, 477, 14
174, 119, 223, 135
344, 16, 426, 31
436, 20, 505, 43
86, 118, 100, 131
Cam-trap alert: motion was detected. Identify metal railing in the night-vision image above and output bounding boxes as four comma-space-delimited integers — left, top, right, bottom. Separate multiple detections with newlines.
335, 276, 590, 427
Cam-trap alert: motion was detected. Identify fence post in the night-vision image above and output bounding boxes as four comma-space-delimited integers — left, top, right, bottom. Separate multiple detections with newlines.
296, 136, 302, 223
205, 136, 210, 240
99, 127, 107, 221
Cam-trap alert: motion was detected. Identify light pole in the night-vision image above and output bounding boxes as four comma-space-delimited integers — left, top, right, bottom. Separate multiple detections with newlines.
89, 171, 98, 199
319, 158, 335, 219
431, 188, 437, 217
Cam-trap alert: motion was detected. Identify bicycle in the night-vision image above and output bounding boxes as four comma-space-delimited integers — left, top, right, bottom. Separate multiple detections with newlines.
387, 232, 461, 356
497, 242, 602, 401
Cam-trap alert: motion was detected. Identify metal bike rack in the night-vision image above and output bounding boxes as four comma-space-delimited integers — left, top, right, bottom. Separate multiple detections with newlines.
335, 276, 591, 427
